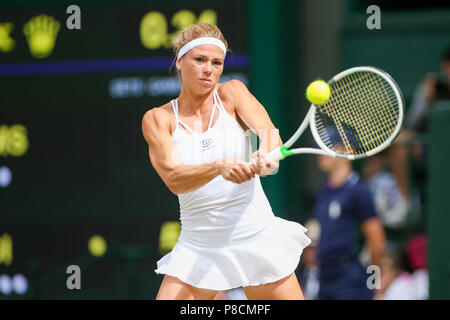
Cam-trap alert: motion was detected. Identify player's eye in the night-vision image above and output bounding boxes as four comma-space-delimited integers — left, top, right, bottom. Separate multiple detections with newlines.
213, 60, 223, 66
194, 57, 204, 63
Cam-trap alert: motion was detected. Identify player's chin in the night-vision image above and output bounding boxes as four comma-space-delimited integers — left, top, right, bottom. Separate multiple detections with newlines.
192, 83, 214, 95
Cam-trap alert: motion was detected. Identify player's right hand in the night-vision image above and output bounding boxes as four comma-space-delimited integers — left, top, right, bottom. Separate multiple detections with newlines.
250, 150, 279, 177
215, 158, 255, 184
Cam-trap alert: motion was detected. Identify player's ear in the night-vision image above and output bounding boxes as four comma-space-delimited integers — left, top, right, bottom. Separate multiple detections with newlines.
176, 58, 182, 71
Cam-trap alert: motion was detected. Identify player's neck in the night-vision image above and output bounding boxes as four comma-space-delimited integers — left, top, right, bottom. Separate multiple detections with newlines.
328, 166, 352, 188
178, 88, 214, 116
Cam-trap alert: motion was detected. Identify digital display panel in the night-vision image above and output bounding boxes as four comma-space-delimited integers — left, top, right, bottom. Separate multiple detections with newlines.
0, 1, 249, 298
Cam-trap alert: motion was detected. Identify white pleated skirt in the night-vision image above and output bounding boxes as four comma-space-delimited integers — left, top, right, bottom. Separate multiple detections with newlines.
154, 216, 311, 291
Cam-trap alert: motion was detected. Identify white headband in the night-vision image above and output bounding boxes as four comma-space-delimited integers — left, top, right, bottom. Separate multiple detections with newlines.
177, 37, 227, 61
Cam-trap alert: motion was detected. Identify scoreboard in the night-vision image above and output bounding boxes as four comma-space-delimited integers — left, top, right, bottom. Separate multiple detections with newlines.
0, 1, 248, 299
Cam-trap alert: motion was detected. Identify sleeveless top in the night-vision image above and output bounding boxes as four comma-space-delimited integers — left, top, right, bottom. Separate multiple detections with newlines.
155, 88, 311, 290
170, 88, 275, 247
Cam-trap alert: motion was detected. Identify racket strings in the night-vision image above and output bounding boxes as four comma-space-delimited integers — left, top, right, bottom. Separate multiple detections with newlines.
315, 71, 400, 155
362, 72, 396, 134
356, 72, 394, 146
330, 74, 395, 153
364, 72, 399, 141
335, 74, 373, 152
318, 75, 370, 154
330, 73, 397, 153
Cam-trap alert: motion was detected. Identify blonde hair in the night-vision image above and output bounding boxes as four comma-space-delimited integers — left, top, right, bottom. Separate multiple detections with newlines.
173, 23, 228, 58
172, 23, 229, 79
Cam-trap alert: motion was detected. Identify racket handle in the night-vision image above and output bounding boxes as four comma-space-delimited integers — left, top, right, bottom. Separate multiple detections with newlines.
265, 147, 284, 162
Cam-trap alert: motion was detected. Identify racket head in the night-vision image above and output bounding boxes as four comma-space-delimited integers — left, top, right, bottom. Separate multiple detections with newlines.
309, 66, 404, 160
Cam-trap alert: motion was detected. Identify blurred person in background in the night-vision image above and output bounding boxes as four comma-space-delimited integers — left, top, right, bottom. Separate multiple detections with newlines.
295, 218, 320, 300
363, 152, 410, 230
406, 45, 450, 134
405, 234, 428, 300
314, 140, 386, 300
375, 243, 415, 300
385, 45, 450, 225
375, 235, 428, 300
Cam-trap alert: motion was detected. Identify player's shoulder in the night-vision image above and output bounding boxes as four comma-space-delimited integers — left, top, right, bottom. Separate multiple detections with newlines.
142, 102, 175, 137
142, 102, 173, 125
217, 79, 250, 111
218, 79, 248, 96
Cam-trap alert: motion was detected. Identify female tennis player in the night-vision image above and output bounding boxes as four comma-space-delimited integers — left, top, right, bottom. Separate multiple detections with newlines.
142, 23, 311, 300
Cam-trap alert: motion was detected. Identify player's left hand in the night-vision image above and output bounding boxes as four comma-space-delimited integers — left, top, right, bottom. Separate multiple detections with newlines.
250, 150, 279, 177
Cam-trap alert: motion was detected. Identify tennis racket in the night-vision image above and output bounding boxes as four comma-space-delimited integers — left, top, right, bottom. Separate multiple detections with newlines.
266, 66, 404, 162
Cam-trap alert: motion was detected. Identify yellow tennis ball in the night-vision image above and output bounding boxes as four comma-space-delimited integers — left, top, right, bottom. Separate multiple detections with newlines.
306, 80, 331, 105
88, 235, 107, 257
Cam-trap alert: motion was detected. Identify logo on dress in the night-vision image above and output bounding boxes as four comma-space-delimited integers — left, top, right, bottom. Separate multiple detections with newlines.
200, 137, 215, 152
328, 200, 341, 220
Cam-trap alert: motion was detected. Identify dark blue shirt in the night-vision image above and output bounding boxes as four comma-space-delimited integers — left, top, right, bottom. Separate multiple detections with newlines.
315, 172, 376, 267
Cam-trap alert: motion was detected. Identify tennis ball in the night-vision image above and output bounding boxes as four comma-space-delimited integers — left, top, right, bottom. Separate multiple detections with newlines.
306, 80, 331, 105
88, 235, 107, 257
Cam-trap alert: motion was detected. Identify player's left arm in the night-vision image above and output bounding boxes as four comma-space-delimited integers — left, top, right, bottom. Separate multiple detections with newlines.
220, 80, 282, 175
361, 217, 386, 268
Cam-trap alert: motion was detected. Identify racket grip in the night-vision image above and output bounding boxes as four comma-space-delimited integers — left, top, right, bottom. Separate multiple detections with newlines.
265, 147, 284, 162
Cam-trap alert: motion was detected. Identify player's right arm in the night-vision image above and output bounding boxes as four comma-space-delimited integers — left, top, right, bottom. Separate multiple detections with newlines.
142, 107, 254, 194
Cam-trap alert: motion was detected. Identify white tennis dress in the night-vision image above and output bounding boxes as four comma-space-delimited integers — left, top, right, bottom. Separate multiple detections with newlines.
155, 88, 311, 290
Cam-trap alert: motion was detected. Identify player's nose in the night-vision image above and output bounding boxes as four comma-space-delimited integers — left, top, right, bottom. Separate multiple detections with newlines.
203, 62, 212, 73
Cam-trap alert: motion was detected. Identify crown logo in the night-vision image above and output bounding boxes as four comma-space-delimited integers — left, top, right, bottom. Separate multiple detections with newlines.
0, 23, 15, 52
23, 14, 60, 59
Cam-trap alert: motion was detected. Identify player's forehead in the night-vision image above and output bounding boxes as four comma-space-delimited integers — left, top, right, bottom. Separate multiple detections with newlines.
187, 45, 225, 59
